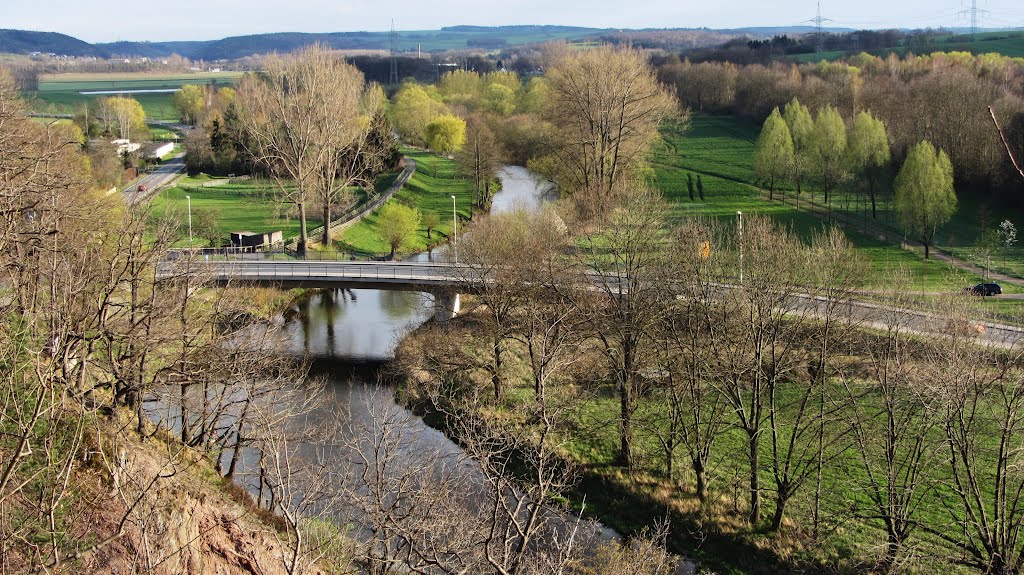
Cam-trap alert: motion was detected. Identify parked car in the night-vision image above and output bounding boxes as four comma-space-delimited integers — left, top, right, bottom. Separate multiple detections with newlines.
963, 282, 1002, 296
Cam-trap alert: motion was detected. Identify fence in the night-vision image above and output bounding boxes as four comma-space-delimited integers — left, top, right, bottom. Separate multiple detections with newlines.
285, 157, 417, 251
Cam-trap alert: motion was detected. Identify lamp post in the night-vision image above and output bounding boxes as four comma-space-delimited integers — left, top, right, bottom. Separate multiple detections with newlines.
451, 195, 458, 264
737, 210, 743, 284
186, 195, 193, 247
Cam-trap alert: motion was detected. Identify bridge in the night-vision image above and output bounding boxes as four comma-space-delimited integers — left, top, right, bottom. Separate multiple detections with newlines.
156, 257, 1024, 348
157, 259, 477, 320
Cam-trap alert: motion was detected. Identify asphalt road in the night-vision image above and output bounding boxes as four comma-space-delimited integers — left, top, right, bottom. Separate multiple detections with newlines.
123, 156, 185, 205
160, 259, 1024, 350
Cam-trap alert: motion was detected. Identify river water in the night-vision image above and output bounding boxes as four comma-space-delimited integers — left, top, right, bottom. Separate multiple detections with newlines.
277, 166, 553, 463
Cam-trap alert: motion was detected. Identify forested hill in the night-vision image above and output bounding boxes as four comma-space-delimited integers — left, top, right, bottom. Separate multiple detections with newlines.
0, 29, 101, 57
1, 25, 754, 60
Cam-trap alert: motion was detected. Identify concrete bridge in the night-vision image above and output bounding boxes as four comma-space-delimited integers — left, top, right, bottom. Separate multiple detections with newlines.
155, 257, 1024, 349
157, 259, 476, 320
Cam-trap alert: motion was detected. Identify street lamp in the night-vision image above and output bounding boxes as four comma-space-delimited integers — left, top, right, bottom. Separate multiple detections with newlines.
737, 210, 743, 284
451, 195, 458, 264
186, 195, 193, 247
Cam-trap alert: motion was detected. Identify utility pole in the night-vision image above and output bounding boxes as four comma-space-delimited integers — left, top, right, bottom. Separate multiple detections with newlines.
808, 1, 833, 53
389, 20, 399, 86
958, 0, 988, 39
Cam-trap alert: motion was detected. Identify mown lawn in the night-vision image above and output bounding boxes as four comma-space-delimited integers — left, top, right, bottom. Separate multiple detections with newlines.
652, 114, 1010, 294
336, 150, 474, 257
152, 177, 314, 247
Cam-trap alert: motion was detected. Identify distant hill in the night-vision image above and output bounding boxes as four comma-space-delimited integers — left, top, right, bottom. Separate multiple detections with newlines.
0, 29, 101, 57
3, 25, 1022, 61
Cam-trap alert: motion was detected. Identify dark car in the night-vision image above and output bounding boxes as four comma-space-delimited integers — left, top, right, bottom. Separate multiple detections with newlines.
963, 282, 1002, 296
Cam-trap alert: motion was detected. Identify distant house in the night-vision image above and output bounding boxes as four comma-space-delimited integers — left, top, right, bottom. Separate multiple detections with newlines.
111, 139, 141, 155
144, 142, 174, 160
230, 231, 284, 249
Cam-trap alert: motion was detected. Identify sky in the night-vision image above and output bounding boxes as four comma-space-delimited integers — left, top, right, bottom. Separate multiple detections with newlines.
4, 0, 1024, 43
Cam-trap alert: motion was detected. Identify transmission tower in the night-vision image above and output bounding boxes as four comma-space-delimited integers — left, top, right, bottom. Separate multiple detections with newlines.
389, 20, 399, 86
808, 1, 833, 53
958, 0, 989, 39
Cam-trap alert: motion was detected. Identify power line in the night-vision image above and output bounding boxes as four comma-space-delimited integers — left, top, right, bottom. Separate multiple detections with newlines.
389, 19, 398, 86
958, 0, 990, 38
807, 0, 833, 52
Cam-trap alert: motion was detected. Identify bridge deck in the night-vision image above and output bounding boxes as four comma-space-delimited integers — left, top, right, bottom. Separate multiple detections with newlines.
156, 260, 479, 291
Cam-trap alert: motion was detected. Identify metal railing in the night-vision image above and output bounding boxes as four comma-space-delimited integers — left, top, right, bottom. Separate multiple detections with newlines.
285, 158, 418, 251
157, 259, 479, 287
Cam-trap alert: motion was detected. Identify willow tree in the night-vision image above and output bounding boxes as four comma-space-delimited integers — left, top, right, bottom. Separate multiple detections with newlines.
894, 140, 956, 259
811, 105, 848, 211
753, 107, 794, 200
236, 45, 364, 254
847, 110, 891, 220
541, 45, 678, 218
783, 98, 814, 202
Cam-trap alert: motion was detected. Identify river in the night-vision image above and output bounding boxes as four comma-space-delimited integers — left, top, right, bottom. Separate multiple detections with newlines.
209, 166, 689, 571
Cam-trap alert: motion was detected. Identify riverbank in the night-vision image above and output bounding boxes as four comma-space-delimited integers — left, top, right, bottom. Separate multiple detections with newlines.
336, 149, 477, 257
392, 300, 872, 575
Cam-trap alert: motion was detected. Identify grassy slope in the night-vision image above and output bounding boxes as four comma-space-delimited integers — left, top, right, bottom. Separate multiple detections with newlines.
336, 150, 474, 257
652, 114, 1013, 297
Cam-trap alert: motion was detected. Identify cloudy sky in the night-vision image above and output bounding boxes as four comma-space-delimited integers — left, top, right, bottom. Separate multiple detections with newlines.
5, 0, 1024, 42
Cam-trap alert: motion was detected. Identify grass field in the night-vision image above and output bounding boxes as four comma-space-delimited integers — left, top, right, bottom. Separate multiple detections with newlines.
790, 31, 1024, 63
336, 150, 474, 257
28, 71, 243, 122
651, 114, 1010, 297
153, 176, 317, 247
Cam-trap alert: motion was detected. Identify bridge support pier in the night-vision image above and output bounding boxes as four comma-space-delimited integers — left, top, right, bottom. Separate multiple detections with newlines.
432, 291, 461, 323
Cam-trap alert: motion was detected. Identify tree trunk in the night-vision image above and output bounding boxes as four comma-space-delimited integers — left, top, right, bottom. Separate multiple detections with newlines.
297, 201, 308, 255
924, 241, 930, 259
694, 458, 708, 502
492, 335, 504, 402
869, 177, 878, 220
321, 200, 332, 247
770, 485, 790, 531
748, 430, 760, 525
618, 372, 634, 470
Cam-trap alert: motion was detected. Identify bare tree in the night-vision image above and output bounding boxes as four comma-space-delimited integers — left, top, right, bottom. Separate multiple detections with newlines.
236, 45, 364, 254
704, 216, 808, 525
840, 278, 947, 571
579, 187, 672, 471
541, 45, 679, 219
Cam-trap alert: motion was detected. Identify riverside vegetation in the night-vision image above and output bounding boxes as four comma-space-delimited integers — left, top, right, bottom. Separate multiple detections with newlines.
0, 50, 682, 574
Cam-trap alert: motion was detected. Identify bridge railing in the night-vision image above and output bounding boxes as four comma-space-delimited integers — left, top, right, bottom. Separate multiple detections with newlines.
156, 259, 481, 286
164, 246, 447, 264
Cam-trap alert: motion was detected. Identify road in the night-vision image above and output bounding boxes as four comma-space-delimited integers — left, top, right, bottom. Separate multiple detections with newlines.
158, 258, 1024, 349
123, 156, 185, 205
